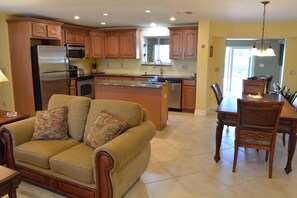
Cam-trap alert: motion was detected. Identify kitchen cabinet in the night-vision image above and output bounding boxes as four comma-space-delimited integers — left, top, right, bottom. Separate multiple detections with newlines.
90, 31, 105, 58
94, 76, 109, 81
70, 79, 77, 96
65, 28, 84, 44
182, 79, 196, 112
84, 31, 91, 58
32, 22, 61, 39
7, 18, 63, 115
169, 27, 198, 59
104, 29, 140, 59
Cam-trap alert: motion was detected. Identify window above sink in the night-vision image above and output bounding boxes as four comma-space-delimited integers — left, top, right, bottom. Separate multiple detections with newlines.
141, 26, 171, 66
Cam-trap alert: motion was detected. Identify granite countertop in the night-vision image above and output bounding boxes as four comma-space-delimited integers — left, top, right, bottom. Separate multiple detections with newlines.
91, 72, 197, 80
94, 80, 167, 89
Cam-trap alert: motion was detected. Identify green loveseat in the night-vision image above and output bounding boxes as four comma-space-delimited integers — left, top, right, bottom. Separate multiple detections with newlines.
0, 94, 156, 198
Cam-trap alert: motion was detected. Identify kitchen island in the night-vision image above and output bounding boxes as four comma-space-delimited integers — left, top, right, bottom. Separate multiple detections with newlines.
94, 80, 169, 130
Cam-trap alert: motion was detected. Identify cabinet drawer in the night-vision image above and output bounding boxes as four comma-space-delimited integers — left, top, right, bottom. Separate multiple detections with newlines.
183, 79, 196, 86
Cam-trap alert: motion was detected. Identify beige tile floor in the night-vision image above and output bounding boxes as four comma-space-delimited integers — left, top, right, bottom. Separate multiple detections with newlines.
4, 111, 297, 198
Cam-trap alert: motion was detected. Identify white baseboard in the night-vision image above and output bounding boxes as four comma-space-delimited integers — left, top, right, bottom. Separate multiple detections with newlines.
194, 104, 217, 116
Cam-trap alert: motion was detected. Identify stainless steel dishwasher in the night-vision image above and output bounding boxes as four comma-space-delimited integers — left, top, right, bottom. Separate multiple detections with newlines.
160, 78, 182, 111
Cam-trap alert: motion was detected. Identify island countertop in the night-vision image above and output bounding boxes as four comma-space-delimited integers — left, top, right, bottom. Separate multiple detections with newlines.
93, 80, 167, 89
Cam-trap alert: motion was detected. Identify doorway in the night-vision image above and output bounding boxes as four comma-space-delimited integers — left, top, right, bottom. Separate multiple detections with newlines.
224, 47, 254, 94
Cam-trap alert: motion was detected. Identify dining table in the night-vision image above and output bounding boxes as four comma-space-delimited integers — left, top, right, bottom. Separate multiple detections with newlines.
214, 92, 297, 174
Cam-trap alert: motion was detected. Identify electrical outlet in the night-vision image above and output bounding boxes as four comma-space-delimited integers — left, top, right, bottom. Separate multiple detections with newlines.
290, 70, 295, 75
3, 101, 6, 108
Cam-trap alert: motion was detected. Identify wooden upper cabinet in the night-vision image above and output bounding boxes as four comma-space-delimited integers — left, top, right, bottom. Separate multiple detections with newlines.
169, 31, 183, 59
104, 29, 139, 59
120, 31, 136, 58
105, 32, 120, 58
169, 27, 198, 60
90, 31, 105, 58
31, 22, 61, 40
65, 28, 84, 44
84, 31, 91, 58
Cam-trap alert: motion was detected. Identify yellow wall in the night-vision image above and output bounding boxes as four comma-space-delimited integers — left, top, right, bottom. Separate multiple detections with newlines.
0, 15, 14, 111
200, 21, 297, 114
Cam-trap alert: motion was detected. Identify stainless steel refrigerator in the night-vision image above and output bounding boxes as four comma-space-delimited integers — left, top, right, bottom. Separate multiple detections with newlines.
31, 45, 69, 111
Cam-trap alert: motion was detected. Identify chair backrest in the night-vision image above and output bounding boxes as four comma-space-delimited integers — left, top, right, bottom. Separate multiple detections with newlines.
236, 99, 284, 148
291, 93, 297, 109
210, 83, 223, 105
242, 79, 267, 95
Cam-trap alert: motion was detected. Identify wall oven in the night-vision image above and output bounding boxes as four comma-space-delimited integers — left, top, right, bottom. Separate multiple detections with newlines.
76, 76, 94, 98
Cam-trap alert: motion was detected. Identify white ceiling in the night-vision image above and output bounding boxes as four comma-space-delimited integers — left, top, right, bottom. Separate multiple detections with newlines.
1, 0, 297, 28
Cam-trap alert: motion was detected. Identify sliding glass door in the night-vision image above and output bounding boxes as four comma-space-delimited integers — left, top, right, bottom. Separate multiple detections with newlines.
224, 47, 255, 94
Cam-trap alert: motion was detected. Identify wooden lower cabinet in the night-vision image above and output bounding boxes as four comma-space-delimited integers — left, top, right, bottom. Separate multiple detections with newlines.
182, 79, 196, 112
70, 79, 76, 96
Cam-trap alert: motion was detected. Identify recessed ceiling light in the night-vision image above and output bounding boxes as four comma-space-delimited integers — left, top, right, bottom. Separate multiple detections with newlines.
170, 17, 176, 21
103, 13, 109, 16
101, 22, 106, 25
74, 16, 80, 20
145, 10, 151, 13
150, 22, 156, 26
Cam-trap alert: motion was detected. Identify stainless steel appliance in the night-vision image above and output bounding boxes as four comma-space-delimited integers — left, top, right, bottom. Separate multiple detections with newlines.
76, 76, 94, 98
31, 45, 69, 110
66, 44, 85, 59
159, 78, 182, 111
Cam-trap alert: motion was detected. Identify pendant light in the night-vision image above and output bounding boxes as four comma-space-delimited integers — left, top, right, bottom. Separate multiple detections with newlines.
250, 1, 276, 57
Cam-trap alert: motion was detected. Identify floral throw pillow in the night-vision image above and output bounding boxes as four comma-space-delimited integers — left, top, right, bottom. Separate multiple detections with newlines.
32, 106, 68, 140
86, 110, 129, 149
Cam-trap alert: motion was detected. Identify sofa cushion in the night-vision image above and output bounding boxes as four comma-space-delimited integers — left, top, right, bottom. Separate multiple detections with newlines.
48, 94, 91, 141
32, 106, 68, 140
84, 99, 144, 141
14, 139, 79, 169
50, 143, 94, 184
85, 110, 129, 149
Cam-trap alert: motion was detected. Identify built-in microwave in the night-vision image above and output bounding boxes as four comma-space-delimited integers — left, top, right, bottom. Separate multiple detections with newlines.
66, 44, 85, 59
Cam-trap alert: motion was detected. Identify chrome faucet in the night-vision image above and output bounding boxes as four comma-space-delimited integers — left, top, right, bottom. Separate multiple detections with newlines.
153, 59, 163, 76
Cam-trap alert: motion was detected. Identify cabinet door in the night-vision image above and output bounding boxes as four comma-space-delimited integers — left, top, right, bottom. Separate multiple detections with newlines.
120, 31, 136, 58
105, 32, 120, 58
182, 80, 196, 112
84, 31, 91, 58
32, 23, 47, 38
183, 30, 197, 59
91, 32, 105, 58
47, 25, 61, 39
170, 30, 183, 59
65, 29, 76, 43
75, 30, 84, 44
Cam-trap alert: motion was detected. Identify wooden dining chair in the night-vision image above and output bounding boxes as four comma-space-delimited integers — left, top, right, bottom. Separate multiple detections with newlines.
211, 83, 236, 128
233, 99, 284, 178
210, 82, 223, 105
242, 79, 267, 95
280, 92, 297, 146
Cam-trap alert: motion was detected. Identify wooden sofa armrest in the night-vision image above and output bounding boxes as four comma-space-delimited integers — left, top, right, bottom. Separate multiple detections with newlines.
1, 117, 35, 169
92, 121, 156, 198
